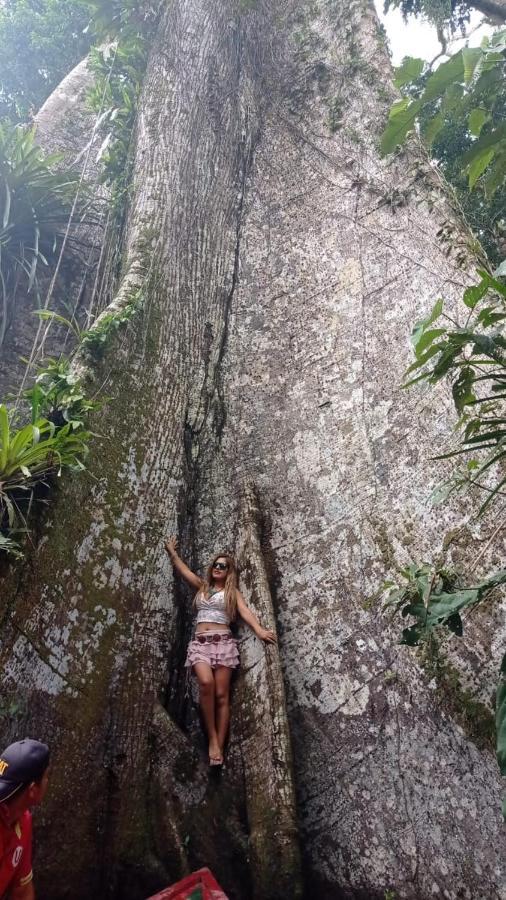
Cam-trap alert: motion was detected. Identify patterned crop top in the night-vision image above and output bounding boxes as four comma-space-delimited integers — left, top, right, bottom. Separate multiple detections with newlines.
195, 589, 230, 626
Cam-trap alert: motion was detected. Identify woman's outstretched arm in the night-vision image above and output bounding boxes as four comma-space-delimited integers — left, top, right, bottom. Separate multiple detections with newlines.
164, 536, 203, 590
236, 592, 277, 643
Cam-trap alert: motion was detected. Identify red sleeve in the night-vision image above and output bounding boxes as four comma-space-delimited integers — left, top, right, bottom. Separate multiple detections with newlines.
12, 811, 33, 890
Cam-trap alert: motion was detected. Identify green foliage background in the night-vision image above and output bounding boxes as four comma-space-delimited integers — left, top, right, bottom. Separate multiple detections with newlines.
0, 0, 91, 122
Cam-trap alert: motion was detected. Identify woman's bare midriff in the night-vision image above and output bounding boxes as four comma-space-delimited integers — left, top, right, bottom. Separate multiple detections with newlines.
196, 622, 231, 634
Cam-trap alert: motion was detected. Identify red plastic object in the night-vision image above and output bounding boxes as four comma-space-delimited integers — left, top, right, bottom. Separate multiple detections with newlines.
146, 867, 229, 900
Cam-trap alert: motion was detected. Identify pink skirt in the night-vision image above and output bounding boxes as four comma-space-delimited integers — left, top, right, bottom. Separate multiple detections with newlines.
185, 632, 240, 670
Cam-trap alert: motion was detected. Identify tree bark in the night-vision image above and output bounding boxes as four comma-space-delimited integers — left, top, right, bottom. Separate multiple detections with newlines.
0, 1, 505, 898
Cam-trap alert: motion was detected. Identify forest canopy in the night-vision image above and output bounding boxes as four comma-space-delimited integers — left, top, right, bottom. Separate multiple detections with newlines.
0, 0, 91, 122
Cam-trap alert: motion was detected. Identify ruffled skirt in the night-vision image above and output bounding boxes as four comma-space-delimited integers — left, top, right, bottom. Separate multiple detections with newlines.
185, 632, 240, 670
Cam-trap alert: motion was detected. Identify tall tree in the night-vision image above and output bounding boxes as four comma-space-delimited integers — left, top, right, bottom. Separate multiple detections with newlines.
0, 1, 505, 898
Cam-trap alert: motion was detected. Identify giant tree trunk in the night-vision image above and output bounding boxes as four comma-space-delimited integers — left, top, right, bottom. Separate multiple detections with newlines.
1, 1, 505, 898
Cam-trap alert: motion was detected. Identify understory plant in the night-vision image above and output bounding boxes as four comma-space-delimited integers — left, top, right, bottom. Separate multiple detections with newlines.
22, 356, 100, 426
405, 267, 506, 511
0, 401, 91, 554
381, 36, 506, 800
383, 563, 506, 814
84, 0, 158, 211
382, 266, 506, 815
0, 1, 152, 561
87, 35, 148, 210
0, 122, 84, 346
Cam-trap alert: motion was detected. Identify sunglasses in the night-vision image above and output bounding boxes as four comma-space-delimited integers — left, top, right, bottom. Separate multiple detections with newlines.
212, 562, 228, 571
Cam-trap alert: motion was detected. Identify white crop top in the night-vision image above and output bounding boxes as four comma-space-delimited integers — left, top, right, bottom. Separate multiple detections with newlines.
195, 589, 230, 626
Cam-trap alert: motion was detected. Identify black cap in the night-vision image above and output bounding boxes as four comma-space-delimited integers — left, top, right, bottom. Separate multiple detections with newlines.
0, 739, 50, 803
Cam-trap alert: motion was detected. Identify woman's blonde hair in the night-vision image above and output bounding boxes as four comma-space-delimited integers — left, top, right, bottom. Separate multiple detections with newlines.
198, 553, 238, 621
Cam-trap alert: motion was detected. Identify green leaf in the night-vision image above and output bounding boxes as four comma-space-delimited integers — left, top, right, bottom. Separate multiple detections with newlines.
414, 328, 446, 358
462, 123, 506, 167
441, 82, 464, 113
0, 534, 23, 559
0, 405, 10, 471
33, 309, 82, 341
463, 277, 489, 309
468, 147, 495, 190
468, 107, 489, 138
393, 57, 424, 88
422, 112, 444, 148
462, 47, 482, 84
404, 341, 447, 378
410, 298, 444, 350
477, 268, 506, 297
380, 99, 421, 156
421, 51, 464, 104
430, 345, 462, 382
484, 153, 506, 199
452, 367, 475, 413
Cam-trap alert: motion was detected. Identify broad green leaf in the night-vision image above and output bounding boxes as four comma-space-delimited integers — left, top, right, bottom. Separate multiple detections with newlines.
468, 147, 495, 190
471, 333, 506, 362
430, 345, 463, 382
452, 367, 475, 413
404, 341, 447, 378
380, 99, 421, 156
421, 51, 464, 104
462, 47, 482, 84
462, 123, 506, 166
468, 107, 489, 137
410, 297, 444, 349
485, 153, 506, 198
476, 268, 506, 297
414, 328, 446, 358
422, 112, 444, 148
463, 277, 490, 309
394, 57, 424, 88
441, 82, 464, 113
489, 29, 506, 53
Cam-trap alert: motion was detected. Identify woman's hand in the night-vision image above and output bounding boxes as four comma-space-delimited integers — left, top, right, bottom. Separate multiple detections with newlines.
164, 537, 202, 590
164, 535, 178, 558
257, 627, 277, 644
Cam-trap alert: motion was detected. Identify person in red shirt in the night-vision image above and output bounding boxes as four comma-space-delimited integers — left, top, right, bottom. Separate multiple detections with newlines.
0, 739, 50, 900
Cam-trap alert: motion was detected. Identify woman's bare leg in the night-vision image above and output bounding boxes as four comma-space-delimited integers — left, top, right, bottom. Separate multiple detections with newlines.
214, 666, 233, 754
193, 662, 221, 762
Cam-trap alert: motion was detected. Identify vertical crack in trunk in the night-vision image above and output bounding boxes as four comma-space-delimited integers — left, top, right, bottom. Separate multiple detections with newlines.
166, 17, 258, 731
235, 482, 303, 899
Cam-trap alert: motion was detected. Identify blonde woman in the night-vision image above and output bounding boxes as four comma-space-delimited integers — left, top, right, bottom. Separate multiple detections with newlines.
165, 536, 277, 766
